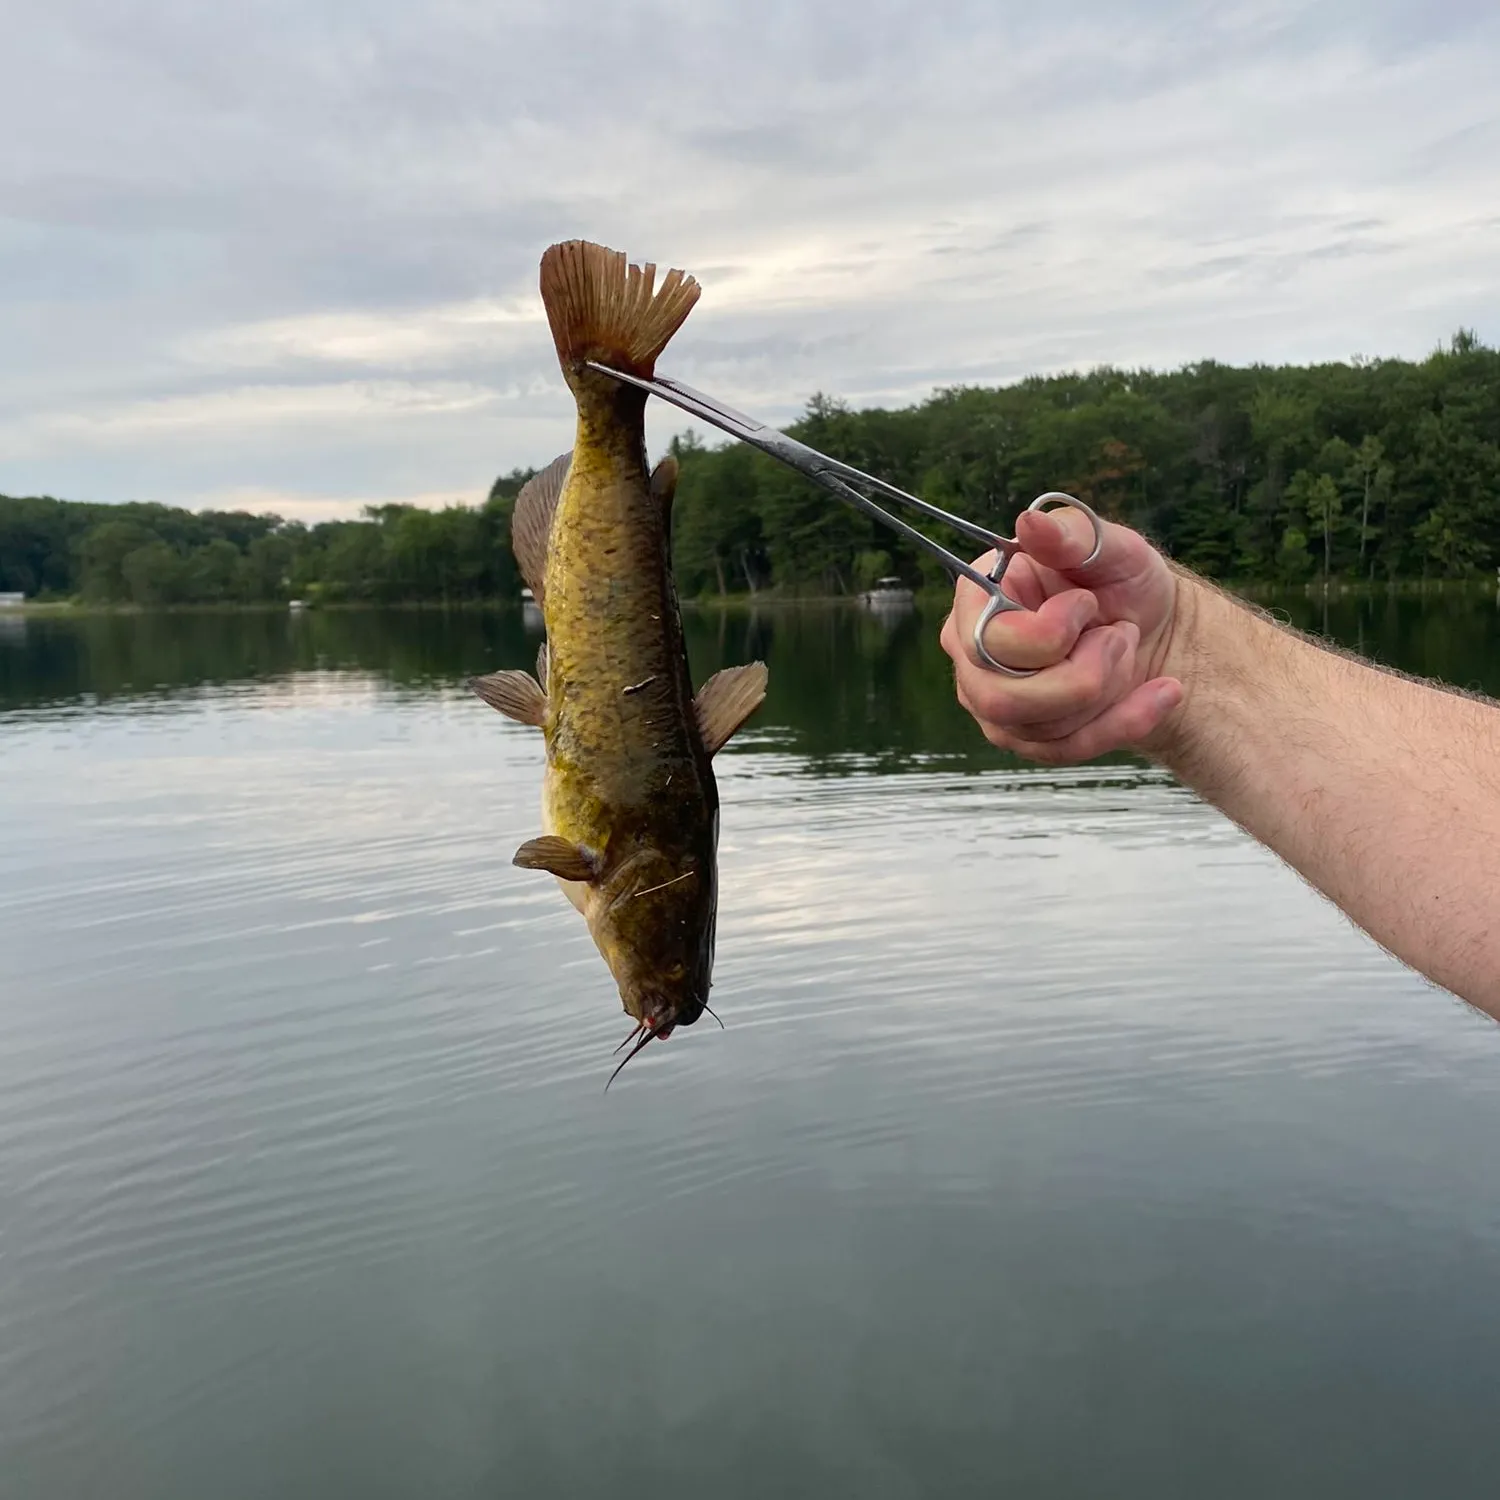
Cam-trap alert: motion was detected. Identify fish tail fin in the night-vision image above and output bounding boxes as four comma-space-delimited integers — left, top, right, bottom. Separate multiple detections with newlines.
539, 240, 700, 380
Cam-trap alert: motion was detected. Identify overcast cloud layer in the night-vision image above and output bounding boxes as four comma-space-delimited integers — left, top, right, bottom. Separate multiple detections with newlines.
2, 0, 1497, 519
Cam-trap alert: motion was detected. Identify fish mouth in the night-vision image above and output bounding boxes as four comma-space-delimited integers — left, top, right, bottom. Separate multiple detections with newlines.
606, 1014, 669, 1090
648, 994, 713, 1035
636, 993, 697, 1036
605, 997, 717, 1088
637, 1003, 686, 1041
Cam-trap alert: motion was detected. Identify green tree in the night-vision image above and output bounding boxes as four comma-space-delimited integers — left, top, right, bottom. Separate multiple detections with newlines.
1287, 471, 1342, 586
121, 541, 186, 605
79, 521, 159, 601
319, 523, 388, 601
185, 538, 242, 602
239, 532, 295, 601
673, 436, 767, 595
1353, 435, 1391, 578
1276, 526, 1314, 582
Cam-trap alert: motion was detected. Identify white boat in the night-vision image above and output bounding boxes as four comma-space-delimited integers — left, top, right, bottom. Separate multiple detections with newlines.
857, 577, 914, 609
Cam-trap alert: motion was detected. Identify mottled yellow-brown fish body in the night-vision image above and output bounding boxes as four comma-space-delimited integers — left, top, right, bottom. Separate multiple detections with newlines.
473, 241, 767, 1080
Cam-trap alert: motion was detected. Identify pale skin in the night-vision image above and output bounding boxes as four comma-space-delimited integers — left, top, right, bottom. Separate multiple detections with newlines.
940, 509, 1500, 1020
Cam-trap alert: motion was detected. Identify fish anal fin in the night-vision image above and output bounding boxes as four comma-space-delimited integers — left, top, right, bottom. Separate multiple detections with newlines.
511, 452, 570, 606
539, 240, 700, 380
694, 662, 769, 756
513, 836, 600, 883
470, 670, 547, 728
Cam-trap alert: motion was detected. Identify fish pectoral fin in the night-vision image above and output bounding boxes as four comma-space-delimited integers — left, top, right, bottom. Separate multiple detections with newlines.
694, 661, 769, 756
512, 836, 600, 882
535, 641, 549, 693
470, 670, 547, 728
511, 452, 571, 607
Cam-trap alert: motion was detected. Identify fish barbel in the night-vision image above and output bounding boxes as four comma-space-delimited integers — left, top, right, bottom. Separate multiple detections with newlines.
472, 240, 767, 1083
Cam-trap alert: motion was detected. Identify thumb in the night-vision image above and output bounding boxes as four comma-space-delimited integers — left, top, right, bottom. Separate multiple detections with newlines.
1014, 506, 1144, 590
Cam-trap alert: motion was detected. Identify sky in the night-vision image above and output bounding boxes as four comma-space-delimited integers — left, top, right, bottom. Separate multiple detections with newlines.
1, 0, 1496, 521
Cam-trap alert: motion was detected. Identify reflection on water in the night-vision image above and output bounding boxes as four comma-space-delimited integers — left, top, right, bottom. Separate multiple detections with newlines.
4, 587, 1498, 761
2, 596, 1500, 1498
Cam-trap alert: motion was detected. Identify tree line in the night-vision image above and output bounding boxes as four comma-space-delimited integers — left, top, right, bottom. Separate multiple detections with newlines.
3, 334, 1496, 605
667, 330, 1500, 594
0, 473, 532, 606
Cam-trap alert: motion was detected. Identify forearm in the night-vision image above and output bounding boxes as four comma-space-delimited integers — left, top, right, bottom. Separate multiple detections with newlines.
1153, 575, 1500, 1016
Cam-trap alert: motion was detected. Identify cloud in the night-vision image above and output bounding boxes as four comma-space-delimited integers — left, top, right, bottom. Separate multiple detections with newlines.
187, 486, 492, 524
182, 299, 545, 372
0, 0, 1496, 518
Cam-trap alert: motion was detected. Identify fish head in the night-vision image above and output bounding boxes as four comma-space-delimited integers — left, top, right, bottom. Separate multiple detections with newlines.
589, 846, 717, 1037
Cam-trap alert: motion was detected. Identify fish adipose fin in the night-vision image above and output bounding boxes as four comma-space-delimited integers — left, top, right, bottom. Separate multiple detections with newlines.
650, 455, 678, 512
539, 240, 700, 379
470, 670, 547, 728
511, 452, 570, 607
513, 836, 600, 882
651, 455, 679, 543
694, 662, 769, 756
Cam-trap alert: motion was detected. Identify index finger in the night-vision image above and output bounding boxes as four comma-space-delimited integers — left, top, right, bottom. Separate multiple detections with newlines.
949, 566, 1097, 673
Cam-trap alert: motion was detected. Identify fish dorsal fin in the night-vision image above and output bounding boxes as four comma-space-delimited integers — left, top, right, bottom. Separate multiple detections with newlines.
694, 662, 769, 756
539, 241, 700, 378
513, 835, 599, 883
511, 452, 570, 607
470, 670, 546, 728
536, 641, 549, 693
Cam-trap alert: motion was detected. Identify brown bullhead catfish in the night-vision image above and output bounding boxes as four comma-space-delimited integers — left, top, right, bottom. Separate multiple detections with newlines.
472, 240, 767, 1083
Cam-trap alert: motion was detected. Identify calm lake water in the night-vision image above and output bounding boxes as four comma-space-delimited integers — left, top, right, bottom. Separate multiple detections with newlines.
3, 591, 1500, 1498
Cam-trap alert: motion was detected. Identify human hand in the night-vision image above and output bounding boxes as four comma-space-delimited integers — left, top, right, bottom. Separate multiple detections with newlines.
939, 508, 1186, 763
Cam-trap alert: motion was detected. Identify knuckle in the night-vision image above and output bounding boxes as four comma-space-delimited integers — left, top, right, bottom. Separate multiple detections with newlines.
1043, 621, 1075, 657
1014, 718, 1074, 744
1014, 685, 1084, 726
979, 623, 1054, 673
971, 682, 1025, 724
1061, 509, 1096, 551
